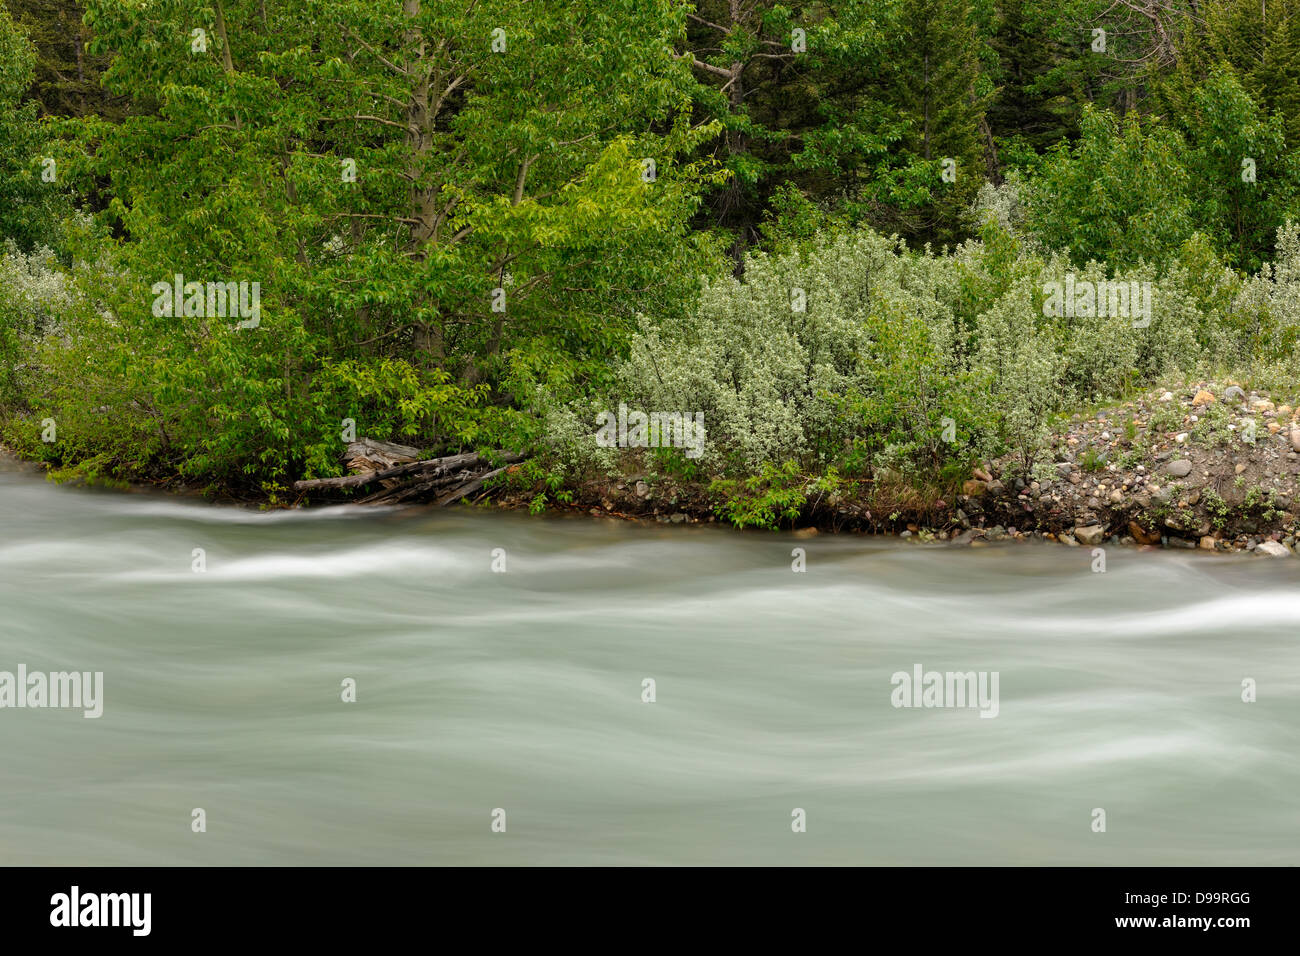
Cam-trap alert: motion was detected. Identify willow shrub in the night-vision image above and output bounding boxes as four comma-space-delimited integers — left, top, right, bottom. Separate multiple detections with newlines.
551, 218, 1292, 525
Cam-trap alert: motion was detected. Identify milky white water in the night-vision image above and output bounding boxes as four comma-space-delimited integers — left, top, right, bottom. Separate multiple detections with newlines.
1, 455, 1297, 865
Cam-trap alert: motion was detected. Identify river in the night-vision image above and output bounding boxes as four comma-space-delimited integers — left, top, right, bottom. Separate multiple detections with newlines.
1, 454, 1297, 865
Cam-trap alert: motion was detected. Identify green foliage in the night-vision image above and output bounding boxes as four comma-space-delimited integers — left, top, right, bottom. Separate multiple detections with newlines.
710, 460, 808, 529
1025, 107, 1194, 269
14, 0, 1300, 516
0, 3, 66, 250
5, 0, 723, 490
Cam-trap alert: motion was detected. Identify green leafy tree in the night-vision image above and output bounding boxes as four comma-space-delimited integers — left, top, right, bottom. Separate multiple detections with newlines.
0, 2, 60, 249
35, 0, 723, 490
1173, 68, 1300, 270
1024, 106, 1193, 267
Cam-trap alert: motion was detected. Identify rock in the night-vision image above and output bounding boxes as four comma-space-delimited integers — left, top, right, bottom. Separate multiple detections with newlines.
1168, 537, 1197, 549
973, 466, 993, 482
1199, 536, 1217, 550
1059, 534, 1079, 547
669, 512, 687, 524
1290, 429, 1300, 453
1055, 462, 1075, 477
1075, 525, 1105, 546
1256, 540, 1292, 558
1235, 463, 1247, 474
1165, 459, 1193, 478
987, 525, 1008, 540
951, 529, 979, 546
962, 479, 987, 496
1192, 389, 1217, 406
635, 480, 649, 498
1109, 488, 1124, 504
1223, 385, 1246, 402
986, 479, 1005, 495
1129, 521, 1161, 545
1159, 391, 1174, 402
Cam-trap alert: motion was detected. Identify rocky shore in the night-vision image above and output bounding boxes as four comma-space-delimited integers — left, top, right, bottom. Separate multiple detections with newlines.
524, 382, 1300, 557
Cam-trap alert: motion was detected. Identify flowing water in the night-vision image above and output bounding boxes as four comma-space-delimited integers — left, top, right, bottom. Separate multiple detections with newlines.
1, 454, 1297, 866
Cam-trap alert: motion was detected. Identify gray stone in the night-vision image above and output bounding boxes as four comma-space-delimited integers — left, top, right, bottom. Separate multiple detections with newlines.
1165, 459, 1193, 478
1223, 385, 1246, 402
1256, 540, 1292, 558
1074, 525, 1105, 546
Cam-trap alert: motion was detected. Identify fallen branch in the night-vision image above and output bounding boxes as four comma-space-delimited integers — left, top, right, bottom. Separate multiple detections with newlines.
293, 451, 487, 492
292, 434, 526, 505
434, 464, 514, 507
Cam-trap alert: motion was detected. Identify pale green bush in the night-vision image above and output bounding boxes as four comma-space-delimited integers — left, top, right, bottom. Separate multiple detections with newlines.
615, 233, 886, 470
551, 219, 1300, 492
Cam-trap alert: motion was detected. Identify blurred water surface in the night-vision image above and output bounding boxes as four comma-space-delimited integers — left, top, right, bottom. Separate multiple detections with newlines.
1, 456, 1297, 865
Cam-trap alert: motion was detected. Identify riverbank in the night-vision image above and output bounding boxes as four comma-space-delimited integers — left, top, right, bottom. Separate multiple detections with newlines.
7, 380, 1300, 556
496, 381, 1300, 557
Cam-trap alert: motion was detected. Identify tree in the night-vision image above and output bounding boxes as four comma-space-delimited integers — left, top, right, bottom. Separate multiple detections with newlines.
1025, 106, 1193, 268
50, 0, 722, 489
0, 1, 63, 250
1176, 68, 1300, 270
4, 0, 125, 119
872, 0, 990, 246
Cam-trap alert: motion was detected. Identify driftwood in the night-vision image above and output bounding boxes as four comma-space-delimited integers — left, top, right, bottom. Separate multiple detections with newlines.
293, 439, 525, 507
293, 451, 489, 492
343, 438, 421, 483
434, 464, 513, 507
